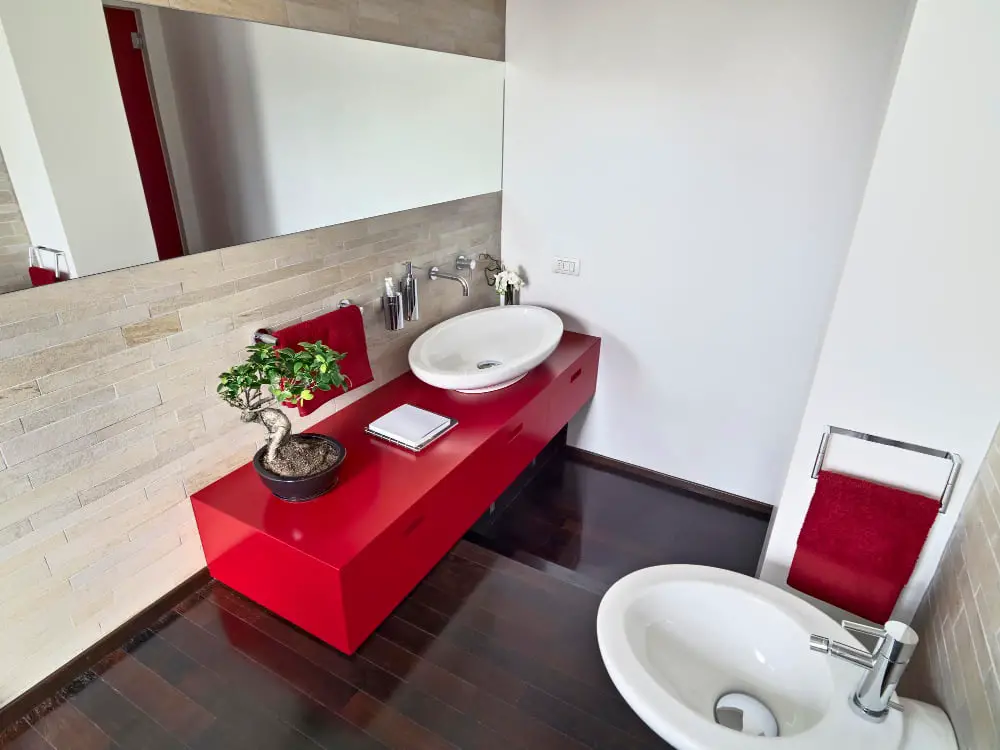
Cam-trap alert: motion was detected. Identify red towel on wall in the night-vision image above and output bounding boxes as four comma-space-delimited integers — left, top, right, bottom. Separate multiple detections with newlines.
787, 470, 938, 624
29, 267, 62, 286
274, 306, 373, 417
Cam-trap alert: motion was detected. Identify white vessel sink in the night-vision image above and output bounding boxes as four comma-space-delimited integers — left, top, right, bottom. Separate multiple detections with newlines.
597, 566, 953, 750
408, 306, 563, 393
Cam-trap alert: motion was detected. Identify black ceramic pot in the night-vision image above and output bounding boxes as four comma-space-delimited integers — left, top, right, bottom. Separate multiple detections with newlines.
253, 433, 346, 502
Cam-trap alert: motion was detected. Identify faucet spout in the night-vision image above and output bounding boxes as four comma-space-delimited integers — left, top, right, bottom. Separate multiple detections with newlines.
809, 635, 874, 669
429, 267, 470, 296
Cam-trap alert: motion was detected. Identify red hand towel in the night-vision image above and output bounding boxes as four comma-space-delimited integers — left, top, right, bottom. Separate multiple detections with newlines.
274, 306, 373, 417
787, 470, 938, 623
29, 267, 62, 286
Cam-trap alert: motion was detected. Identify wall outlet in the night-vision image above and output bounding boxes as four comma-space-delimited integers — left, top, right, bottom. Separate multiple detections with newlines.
553, 257, 580, 276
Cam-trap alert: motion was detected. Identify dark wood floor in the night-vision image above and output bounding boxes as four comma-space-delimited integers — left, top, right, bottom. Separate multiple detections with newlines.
0, 455, 770, 750
469, 453, 769, 590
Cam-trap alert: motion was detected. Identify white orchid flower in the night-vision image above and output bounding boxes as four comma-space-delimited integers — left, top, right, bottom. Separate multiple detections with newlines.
495, 269, 525, 294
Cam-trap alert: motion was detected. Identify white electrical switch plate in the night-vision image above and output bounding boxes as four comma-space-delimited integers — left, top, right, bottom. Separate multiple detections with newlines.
553, 257, 580, 276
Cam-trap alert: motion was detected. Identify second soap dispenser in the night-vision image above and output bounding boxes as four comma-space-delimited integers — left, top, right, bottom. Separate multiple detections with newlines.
401, 262, 419, 322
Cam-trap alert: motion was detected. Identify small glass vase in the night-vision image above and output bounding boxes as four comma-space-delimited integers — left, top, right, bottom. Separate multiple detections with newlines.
500, 287, 520, 306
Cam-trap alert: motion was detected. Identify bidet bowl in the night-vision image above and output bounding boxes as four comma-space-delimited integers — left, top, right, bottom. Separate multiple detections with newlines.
408, 306, 564, 393
597, 565, 904, 750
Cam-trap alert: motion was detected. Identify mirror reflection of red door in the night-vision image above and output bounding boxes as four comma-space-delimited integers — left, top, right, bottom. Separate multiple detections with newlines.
104, 6, 184, 261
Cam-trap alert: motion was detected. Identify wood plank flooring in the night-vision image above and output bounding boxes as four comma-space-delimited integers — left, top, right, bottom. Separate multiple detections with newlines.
1, 542, 668, 750
0, 454, 770, 749
469, 454, 770, 588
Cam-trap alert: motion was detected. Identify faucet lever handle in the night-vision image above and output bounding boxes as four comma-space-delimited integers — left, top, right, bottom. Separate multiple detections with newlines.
841, 620, 886, 640
841, 620, 887, 656
841, 620, 919, 663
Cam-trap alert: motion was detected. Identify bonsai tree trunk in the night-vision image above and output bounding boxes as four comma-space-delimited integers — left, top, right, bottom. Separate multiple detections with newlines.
243, 406, 338, 478
243, 407, 292, 464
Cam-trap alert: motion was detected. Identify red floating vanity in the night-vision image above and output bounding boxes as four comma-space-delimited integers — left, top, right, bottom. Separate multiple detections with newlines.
191, 332, 600, 653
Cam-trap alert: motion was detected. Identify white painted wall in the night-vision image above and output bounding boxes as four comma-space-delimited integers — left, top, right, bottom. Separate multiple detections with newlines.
0, 18, 72, 275
0, 0, 158, 278
133, 4, 202, 255
501, 0, 913, 503
761, 0, 1000, 622
156, 9, 505, 253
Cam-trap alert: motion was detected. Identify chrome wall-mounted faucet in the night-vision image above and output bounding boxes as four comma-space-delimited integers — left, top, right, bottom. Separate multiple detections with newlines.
810, 620, 919, 722
429, 255, 475, 297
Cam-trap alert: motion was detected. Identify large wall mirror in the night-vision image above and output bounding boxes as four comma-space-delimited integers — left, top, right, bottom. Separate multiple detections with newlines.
0, 0, 504, 296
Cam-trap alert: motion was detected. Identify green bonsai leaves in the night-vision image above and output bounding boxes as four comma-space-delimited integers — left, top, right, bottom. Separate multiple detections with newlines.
218, 342, 348, 412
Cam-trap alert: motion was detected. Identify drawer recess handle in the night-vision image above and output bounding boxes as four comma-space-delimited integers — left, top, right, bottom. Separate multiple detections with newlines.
507, 423, 524, 442
403, 515, 425, 537
570, 368, 583, 383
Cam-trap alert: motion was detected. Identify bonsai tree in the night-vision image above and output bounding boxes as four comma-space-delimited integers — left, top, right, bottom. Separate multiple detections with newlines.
218, 342, 348, 477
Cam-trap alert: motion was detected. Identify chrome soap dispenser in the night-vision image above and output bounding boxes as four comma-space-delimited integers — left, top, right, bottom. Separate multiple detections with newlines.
401, 262, 419, 322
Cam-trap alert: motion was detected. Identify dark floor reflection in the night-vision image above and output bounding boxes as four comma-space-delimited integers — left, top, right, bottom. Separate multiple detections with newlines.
469, 453, 770, 587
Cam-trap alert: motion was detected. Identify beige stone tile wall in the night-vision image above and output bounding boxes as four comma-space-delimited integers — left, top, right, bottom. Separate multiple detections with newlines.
147, 0, 506, 60
903, 422, 1000, 749
0, 149, 31, 297
0, 192, 500, 707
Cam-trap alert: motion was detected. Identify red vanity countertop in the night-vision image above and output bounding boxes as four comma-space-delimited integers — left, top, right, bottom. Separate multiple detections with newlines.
192, 331, 600, 569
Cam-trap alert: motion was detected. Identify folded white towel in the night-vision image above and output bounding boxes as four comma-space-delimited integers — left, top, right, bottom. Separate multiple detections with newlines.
368, 405, 452, 449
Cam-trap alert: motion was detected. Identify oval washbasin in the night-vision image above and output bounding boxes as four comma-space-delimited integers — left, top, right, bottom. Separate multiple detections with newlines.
408, 306, 564, 393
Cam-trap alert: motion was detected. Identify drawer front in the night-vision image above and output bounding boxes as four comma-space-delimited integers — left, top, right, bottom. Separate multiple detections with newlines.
499, 395, 550, 479
549, 344, 600, 433
468, 394, 550, 500
339, 396, 551, 651
340, 492, 465, 651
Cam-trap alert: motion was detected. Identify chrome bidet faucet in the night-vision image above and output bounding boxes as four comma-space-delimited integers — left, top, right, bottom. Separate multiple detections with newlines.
810, 620, 919, 722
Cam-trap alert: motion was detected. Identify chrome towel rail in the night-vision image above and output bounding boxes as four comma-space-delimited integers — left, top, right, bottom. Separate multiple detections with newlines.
252, 329, 279, 346
29, 245, 70, 277
811, 426, 961, 514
